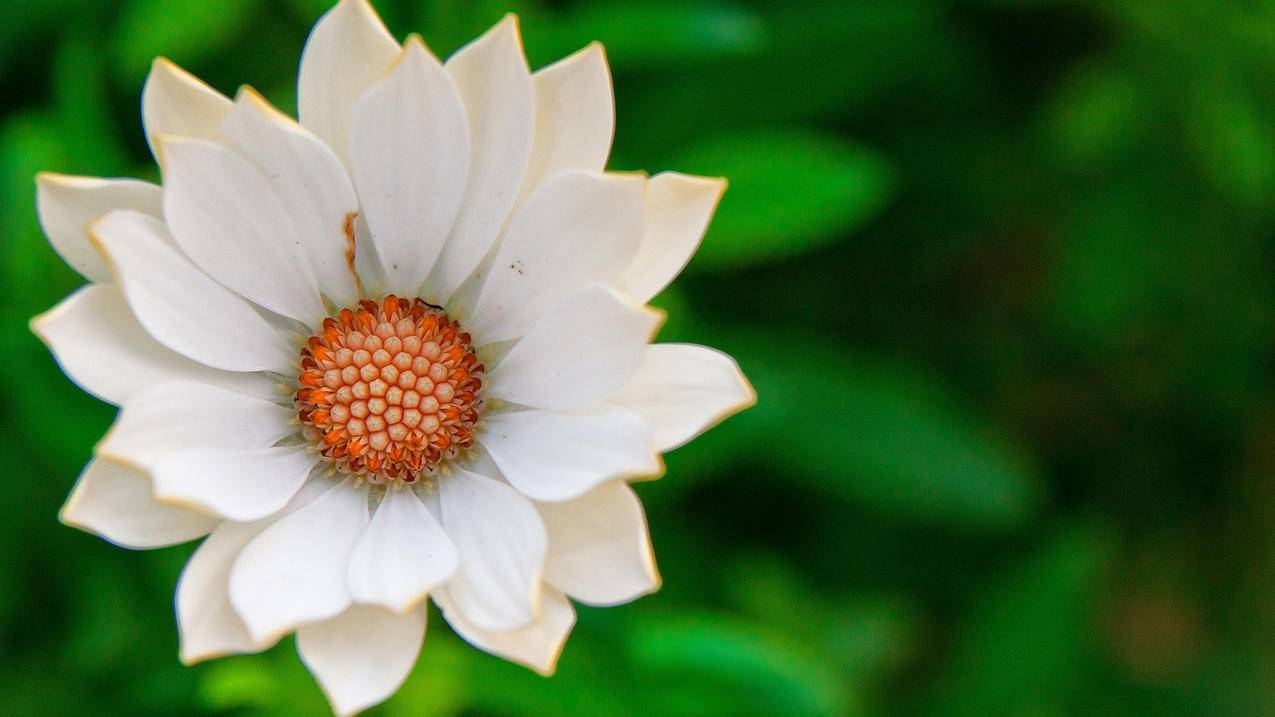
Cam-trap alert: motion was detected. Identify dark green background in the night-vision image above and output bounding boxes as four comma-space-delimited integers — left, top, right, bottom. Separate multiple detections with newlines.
3, 0, 1273, 714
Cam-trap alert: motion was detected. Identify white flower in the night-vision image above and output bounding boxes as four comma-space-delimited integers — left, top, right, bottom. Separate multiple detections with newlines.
31, 1, 754, 714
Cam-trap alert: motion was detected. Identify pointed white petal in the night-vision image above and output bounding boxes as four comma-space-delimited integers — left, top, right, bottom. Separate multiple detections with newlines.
161, 136, 324, 324
178, 520, 269, 664
221, 89, 361, 307
439, 468, 546, 631
519, 44, 614, 200
142, 59, 232, 160
469, 171, 644, 343
347, 488, 458, 613
297, 604, 426, 717
152, 445, 318, 523
429, 15, 534, 303
487, 285, 661, 410
230, 478, 369, 643
351, 37, 470, 296
92, 210, 293, 373
607, 344, 755, 451
536, 481, 660, 606
96, 381, 294, 471
617, 173, 726, 303
435, 585, 575, 675
60, 458, 217, 549
35, 174, 162, 282
298, 0, 400, 169
177, 478, 331, 664
481, 407, 660, 502
32, 284, 277, 406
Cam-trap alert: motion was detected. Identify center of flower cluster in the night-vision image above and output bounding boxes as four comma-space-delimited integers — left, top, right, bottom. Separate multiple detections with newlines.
295, 296, 484, 484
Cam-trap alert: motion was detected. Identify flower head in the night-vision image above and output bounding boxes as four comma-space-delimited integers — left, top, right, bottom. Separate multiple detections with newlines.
32, 1, 754, 714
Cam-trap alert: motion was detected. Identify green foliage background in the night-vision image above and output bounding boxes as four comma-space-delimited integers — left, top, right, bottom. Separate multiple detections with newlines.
2, 0, 1273, 714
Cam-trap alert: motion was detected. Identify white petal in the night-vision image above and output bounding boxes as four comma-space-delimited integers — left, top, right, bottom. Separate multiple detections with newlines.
429, 15, 534, 303
536, 481, 660, 606
92, 210, 293, 373
351, 37, 470, 296
439, 468, 546, 631
298, 0, 400, 169
481, 407, 660, 502
142, 58, 232, 160
487, 285, 661, 410
347, 488, 458, 613
35, 173, 163, 282
161, 136, 324, 324
177, 478, 331, 664
96, 381, 295, 471
221, 89, 361, 307
297, 604, 426, 717
60, 458, 218, 549
32, 284, 277, 406
469, 171, 644, 343
519, 44, 614, 201
607, 344, 755, 452
178, 520, 268, 664
435, 585, 575, 675
152, 445, 318, 523
230, 478, 369, 642
617, 173, 726, 303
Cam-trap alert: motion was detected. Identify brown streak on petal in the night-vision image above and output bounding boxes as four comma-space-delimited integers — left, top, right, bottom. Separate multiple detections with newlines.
343, 211, 364, 298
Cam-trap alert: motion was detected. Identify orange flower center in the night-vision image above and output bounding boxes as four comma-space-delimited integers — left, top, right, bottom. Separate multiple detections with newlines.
295, 296, 484, 484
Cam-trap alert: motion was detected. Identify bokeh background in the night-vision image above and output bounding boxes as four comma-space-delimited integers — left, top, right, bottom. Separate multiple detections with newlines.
3, 0, 1274, 714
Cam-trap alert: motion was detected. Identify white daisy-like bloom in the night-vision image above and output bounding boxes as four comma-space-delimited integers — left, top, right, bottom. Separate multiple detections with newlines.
31, 1, 754, 714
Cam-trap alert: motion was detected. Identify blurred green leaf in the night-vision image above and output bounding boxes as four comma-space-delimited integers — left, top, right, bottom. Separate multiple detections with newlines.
54, 35, 129, 173
928, 523, 1113, 715
200, 658, 279, 711
1046, 168, 1273, 419
621, 0, 948, 155
0, 0, 96, 72
0, 113, 74, 302
0, 112, 113, 473
1185, 77, 1275, 210
412, 0, 545, 59
720, 334, 1043, 528
200, 646, 332, 716
1041, 63, 1149, 169
1047, 187, 1167, 344
285, 0, 337, 25
524, 2, 767, 70
672, 130, 895, 270
626, 612, 854, 716
725, 553, 919, 689
113, 0, 256, 80
64, 562, 154, 667
648, 284, 693, 341
382, 633, 469, 717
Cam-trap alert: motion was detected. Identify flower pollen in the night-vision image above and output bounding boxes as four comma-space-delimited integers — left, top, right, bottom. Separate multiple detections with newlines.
296, 296, 484, 484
